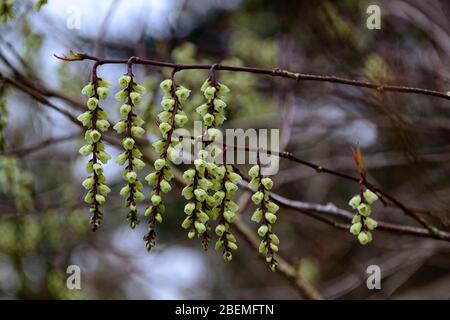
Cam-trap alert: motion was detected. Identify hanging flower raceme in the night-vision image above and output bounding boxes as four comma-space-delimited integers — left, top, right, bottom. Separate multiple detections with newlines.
143, 79, 190, 251
348, 188, 379, 245
197, 78, 230, 131
212, 164, 241, 261
114, 74, 146, 229
249, 164, 280, 271
78, 79, 112, 231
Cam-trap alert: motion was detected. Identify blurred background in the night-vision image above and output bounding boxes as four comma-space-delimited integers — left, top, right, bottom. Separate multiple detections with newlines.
0, 0, 449, 299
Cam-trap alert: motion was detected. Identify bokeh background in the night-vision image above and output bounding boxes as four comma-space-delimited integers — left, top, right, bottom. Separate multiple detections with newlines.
0, 0, 450, 299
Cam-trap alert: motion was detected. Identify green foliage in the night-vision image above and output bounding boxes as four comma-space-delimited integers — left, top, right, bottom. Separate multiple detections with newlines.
0, 0, 15, 24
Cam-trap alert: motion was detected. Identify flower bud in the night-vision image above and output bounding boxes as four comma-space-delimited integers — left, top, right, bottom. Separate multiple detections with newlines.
181, 217, 192, 229
126, 171, 137, 183
251, 191, 264, 205
133, 84, 146, 94
350, 222, 362, 235
251, 209, 263, 223
82, 177, 94, 190
363, 189, 379, 205
215, 240, 224, 250
89, 130, 101, 142
160, 79, 172, 92
79, 144, 93, 157
364, 217, 378, 230
158, 111, 171, 123
228, 242, 238, 251
261, 177, 273, 190
194, 188, 207, 202
131, 126, 145, 138
130, 92, 141, 105
203, 113, 214, 126
200, 79, 210, 92
204, 86, 216, 101
188, 229, 196, 239
225, 181, 238, 194
154, 158, 166, 171
175, 87, 191, 101
113, 120, 127, 134
194, 221, 206, 234
357, 203, 371, 217
119, 104, 131, 117
97, 87, 109, 100
265, 212, 277, 224
93, 163, 103, 174
116, 152, 128, 166
95, 194, 106, 205
152, 140, 165, 153
266, 201, 279, 213
348, 195, 361, 209
182, 186, 193, 200
213, 98, 226, 111
98, 79, 111, 88
175, 114, 188, 127
184, 202, 195, 215
215, 224, 226, 236
160, 179, 171, 193
269, 233, 280, 245
259, 241, 266, 253
257, 225, 269, 237
120, 185, 130, 196
358, 231, 370, 245
98, 184, 111, 196
183, 169, 196, 182
218, 83, 230, 97
118, 75, 131, 87
248, 165, 260, 179
87, 97, 99, 110
224, 210, 235, 223
77, 112, 92, 127
96, 119, 110, 132
115, 89, 128, 102
196, 103, 208, 116
97, 151, 111, 164
194, 159, 206, 173
159, 122, 172, 136
160, 98, 175, 111
132, 158, 145, 170
81, 83, 94, 96
122, 137, 135, 150
352, 214, 361, 224
151, 194, 162, 205
145, 172, 158, 185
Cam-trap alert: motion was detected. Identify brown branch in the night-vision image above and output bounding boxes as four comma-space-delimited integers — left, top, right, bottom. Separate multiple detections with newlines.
181, 134, 447, 239
54, 52, 450, 101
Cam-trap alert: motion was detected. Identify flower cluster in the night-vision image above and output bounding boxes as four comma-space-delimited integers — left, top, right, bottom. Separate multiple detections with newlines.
78, 79, 112, 231
0, 0, 14, 24
114, 74, 146, 229
196, 78, 230, 130
212, 164, 241, 261
249, 164, 280, 271
143, 79, 189, 250
348, 189, 379, 245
